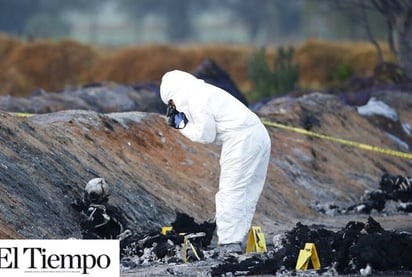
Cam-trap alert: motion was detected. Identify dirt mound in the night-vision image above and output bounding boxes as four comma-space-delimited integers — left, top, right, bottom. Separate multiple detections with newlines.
0, 88, 411, 275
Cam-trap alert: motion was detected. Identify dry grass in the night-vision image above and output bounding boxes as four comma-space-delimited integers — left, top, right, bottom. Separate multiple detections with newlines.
0, 38, 100, 96
88, 44, 252, 89
0, 33, 23, 60
0, 34, 397, 97
88, 44, 195, 84
295, 39, 396, 89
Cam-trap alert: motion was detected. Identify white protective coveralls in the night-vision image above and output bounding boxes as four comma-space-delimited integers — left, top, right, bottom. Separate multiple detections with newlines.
160, 70, 271, 244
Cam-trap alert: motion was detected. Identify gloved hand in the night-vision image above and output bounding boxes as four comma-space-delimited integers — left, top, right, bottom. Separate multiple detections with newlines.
173, 112, 188, 129
166, 103, 188, 129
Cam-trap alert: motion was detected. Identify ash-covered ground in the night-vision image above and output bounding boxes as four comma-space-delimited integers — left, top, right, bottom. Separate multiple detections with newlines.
74, 176, 412, 276
118, 215, 412, 276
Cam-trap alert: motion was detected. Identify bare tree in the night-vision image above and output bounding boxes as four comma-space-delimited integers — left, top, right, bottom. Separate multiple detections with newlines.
371, 0, 412, 78
319, 0, 412, 79
360, 0, 384, 64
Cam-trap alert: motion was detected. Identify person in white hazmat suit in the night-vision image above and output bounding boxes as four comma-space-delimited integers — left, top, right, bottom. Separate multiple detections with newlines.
160, 70, 271, 253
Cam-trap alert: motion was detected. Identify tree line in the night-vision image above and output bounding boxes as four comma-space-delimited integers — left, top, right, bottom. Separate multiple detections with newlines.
0, 0, 410, 78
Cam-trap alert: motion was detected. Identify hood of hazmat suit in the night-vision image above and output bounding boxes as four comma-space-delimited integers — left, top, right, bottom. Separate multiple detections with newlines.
160, 70, 262, 144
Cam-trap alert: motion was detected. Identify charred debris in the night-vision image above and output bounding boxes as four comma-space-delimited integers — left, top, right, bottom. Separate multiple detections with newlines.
71, 176, 412, 276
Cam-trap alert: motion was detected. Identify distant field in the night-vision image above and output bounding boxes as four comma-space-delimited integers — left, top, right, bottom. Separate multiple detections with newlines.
0, 33, 395, 98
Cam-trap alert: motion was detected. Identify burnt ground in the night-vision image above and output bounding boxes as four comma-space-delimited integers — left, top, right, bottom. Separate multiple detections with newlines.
116, 214, 412, 276
0, 84, 411, 275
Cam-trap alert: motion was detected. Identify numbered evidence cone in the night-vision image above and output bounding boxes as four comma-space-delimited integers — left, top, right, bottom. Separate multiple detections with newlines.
295, 243, 321, 270
246, 226, 267, 253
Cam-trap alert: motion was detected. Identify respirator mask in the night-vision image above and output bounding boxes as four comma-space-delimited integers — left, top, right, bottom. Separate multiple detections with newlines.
166, 100, 188, 129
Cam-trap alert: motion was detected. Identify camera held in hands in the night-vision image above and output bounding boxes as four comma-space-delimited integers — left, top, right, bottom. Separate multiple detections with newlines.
166, 102, 188, 129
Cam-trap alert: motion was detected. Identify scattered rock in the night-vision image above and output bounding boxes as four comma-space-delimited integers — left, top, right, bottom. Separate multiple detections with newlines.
0, 81, 164, 114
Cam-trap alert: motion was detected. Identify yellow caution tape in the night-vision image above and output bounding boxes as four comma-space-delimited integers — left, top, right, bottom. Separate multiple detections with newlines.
10, 112, 34, 118
262, 119, 412, 160
6, 112, 412, 159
